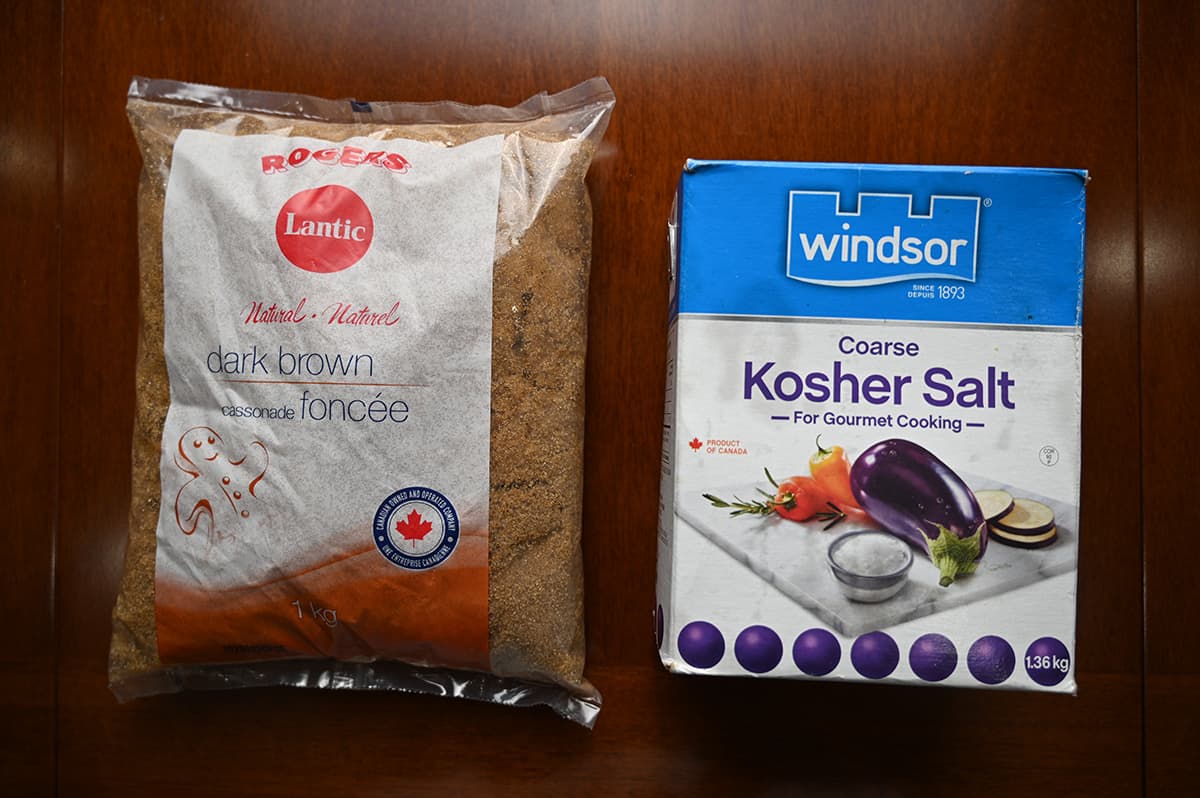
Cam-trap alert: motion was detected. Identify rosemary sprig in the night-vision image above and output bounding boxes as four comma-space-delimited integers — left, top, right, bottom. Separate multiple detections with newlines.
703, 468, 847, 530
702, 492, 776, 517
817, 501, 847, 530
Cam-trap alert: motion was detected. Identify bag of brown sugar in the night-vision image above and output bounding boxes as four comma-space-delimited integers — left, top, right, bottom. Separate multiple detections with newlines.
109, 77, 613, 725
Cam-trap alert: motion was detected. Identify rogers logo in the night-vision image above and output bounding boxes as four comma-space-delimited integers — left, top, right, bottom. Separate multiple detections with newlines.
275, 185, 373, 274
262, 146, 410, 175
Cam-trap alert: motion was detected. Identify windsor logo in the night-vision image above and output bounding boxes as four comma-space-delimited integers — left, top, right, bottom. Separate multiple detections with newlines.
786, 191, 981, 287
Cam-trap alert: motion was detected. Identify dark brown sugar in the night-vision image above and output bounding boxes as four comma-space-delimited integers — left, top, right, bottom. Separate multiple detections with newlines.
111, 80, 613, 716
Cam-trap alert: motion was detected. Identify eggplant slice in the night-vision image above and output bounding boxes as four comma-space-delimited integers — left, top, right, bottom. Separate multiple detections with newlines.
989, 523, 1059, 549
974, 489, 1016, 523
992, 497, 1056, 536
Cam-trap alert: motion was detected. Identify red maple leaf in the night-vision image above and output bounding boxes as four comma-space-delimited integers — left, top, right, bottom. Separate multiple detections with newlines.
396, 509, 433, 541
689, 437, 703, 451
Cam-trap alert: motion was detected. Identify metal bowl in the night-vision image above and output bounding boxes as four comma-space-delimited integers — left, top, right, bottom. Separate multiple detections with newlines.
827, 530, 914, 603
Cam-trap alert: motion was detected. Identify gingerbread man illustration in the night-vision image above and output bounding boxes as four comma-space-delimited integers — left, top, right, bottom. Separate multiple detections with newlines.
173, 426, 269, 547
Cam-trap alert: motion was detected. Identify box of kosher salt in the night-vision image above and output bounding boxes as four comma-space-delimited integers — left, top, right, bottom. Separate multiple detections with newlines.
656, 162, 1086, 691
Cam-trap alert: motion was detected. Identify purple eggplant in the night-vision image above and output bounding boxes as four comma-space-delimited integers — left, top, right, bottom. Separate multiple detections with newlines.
850, 439, 987, 587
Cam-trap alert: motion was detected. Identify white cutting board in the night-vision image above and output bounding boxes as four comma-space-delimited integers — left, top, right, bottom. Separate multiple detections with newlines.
676, 477, 1077, 637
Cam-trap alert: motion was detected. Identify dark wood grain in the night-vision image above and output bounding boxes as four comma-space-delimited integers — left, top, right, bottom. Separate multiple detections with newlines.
38, 0, 1148, 795
1140, 2, 1200, 795
0, 2, 59, 796
56, 666, 1141, 797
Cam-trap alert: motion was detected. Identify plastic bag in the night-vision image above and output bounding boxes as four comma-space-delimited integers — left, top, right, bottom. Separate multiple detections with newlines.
109, 77, 614, 726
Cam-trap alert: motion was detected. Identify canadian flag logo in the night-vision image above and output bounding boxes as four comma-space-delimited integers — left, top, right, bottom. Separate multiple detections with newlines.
395, 509, 433, 541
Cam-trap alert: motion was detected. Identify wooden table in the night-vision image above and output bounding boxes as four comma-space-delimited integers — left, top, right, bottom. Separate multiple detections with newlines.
3, 1, 1195, 794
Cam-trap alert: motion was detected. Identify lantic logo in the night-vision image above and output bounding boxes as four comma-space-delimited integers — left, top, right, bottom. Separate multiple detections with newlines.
275, 185, 374, 273
785, 191, 981, 287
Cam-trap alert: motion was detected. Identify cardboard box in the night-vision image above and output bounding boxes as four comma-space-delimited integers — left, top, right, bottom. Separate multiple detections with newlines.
657, 161, 1086, 691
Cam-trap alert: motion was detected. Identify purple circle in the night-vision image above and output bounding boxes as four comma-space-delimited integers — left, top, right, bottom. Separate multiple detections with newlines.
851, 631, 900, 679
734, 625, 784, 673
655, 605, 664, 649
1025, 637, 1071, 686
967, 635, 1016, 685
677, 621, 725, 669
793, 628, 841, 676
909, 633, 958, 682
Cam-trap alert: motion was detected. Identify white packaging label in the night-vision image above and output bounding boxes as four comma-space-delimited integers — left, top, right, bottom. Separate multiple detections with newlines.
154, 130, 502, 666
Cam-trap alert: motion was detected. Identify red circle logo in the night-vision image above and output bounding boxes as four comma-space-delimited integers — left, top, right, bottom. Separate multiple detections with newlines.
275, 185, 374, 273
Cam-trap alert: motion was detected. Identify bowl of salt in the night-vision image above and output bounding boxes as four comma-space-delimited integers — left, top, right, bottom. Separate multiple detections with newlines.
827, 530, 914, 603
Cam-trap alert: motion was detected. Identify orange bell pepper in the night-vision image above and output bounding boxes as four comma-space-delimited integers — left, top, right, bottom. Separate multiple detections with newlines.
809, 436, 860, 509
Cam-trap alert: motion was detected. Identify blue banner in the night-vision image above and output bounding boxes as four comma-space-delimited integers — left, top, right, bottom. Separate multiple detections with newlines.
675, 161, 1086, 326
